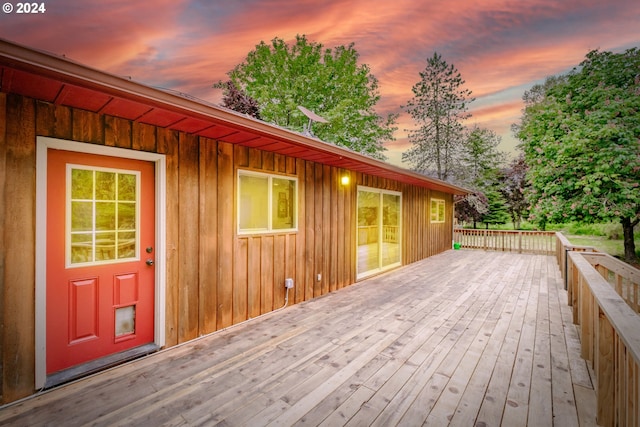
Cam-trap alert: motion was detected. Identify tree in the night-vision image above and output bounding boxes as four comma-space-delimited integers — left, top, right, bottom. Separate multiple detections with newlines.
517, 48, 640, 262
460, 125, 504, 182
481, 189, 510, 228
455, 192, 488, 228
500, 154, 529, 229
403, 52, 474, 180
214, 35, 397, 160
218, 81, 261, 119
455, 126, 506, 228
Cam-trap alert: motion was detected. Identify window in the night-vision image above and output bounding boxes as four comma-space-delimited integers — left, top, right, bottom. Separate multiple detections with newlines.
430, 198, 446, 223
238, 170, 297, 233
67, 165, 139, 266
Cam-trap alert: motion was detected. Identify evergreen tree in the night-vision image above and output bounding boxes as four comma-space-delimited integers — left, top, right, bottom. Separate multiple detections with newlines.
403, 53, 474, 180
456, 126, 505, 228
481, 190, 510, 228
460, 125, 504, 182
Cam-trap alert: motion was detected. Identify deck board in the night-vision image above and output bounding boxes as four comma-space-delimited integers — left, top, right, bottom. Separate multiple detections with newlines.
0, 250, 598, 426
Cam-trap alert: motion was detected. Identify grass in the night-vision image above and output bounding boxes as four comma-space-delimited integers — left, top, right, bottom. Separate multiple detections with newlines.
562, 235, 627, 257
553, 222, 639, 261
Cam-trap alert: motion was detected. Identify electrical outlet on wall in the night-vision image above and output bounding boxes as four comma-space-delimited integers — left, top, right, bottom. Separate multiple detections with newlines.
317, 273, 321, 281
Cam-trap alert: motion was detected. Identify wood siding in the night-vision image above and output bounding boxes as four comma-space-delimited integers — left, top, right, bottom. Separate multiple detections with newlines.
0, 93, 453, 403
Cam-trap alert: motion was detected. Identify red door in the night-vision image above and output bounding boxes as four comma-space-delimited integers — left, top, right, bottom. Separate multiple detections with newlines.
46, 149, 155, 374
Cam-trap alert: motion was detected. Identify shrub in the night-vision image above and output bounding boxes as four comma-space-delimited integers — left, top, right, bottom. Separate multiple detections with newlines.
560, 222, 622, 238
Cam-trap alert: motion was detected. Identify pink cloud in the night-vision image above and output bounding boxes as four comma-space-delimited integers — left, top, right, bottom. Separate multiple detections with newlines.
1, 0, 187, 71
1, 0, 638, 166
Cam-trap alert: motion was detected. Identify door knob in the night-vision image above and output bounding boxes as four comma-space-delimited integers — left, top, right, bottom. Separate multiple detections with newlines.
146, 259, 154, 266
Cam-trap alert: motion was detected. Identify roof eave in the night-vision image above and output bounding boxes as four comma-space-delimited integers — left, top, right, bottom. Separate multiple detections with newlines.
0, 38, 470, 195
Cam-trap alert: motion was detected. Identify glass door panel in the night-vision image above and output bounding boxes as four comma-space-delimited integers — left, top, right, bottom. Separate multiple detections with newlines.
382, 193, 401, 267
357, 190, 379, 275
357, 187, 402, 278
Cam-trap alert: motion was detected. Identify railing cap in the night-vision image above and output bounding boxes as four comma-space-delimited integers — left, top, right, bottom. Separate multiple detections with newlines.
569, 251, 640, 364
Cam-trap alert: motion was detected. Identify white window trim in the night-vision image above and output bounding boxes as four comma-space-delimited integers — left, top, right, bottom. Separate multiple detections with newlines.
430, 198, 446, 223
237, 169, 298, 235
35, 136, 167, 389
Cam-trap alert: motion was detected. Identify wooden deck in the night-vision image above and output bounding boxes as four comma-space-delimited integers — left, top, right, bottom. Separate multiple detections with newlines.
0, 250, 598, 426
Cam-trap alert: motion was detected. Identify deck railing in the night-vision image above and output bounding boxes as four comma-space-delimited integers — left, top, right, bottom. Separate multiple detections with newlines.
453, 228, 556, 254
555, 232, 599, 288
558, 234, 640, 427
582, 252, 640, 314
456, 229, 640, 425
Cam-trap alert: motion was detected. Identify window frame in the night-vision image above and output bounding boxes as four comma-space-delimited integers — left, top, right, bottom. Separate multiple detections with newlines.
430, 198, 446, 223
237, 169, 298, 235
66, 163, 141, 268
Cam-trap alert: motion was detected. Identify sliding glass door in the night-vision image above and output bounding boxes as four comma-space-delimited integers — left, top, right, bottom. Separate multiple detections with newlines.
357, 187, 401, 279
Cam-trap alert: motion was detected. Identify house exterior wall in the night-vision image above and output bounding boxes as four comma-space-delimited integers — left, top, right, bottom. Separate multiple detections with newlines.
0, 92, 453, 403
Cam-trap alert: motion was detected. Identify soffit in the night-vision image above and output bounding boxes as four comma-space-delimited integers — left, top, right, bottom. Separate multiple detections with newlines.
0, 39, 469, 195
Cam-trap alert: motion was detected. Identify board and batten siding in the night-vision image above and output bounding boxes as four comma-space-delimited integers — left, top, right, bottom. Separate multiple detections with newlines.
0, 92, 453, 403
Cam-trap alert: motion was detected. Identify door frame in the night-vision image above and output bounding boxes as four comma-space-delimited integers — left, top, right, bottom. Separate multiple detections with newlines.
35, 136, 167, 389
355, 185, 402, 280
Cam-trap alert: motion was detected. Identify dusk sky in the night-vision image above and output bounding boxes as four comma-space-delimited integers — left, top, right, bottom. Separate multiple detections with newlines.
1, 0, 639, 166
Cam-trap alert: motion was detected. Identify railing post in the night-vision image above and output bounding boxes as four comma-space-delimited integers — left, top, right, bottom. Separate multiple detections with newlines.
565, 247, 570, 290
597, 308, 615, 427
630, 356, 639, 425
571, 258, 579, 324
580, 276, 594, 363
518, 231, 522, 254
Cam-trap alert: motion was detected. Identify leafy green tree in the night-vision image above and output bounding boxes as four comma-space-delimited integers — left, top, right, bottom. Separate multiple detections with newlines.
517, 48, 640, 262
214, 35, 397, 160
403, 53, 474, 180
455, 192, 488, 229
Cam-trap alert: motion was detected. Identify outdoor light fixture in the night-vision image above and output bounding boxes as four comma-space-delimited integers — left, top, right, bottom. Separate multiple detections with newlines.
341, 175, 350, 186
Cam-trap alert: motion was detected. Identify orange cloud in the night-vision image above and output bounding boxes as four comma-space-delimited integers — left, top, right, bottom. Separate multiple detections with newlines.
1, 0, 638, 167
